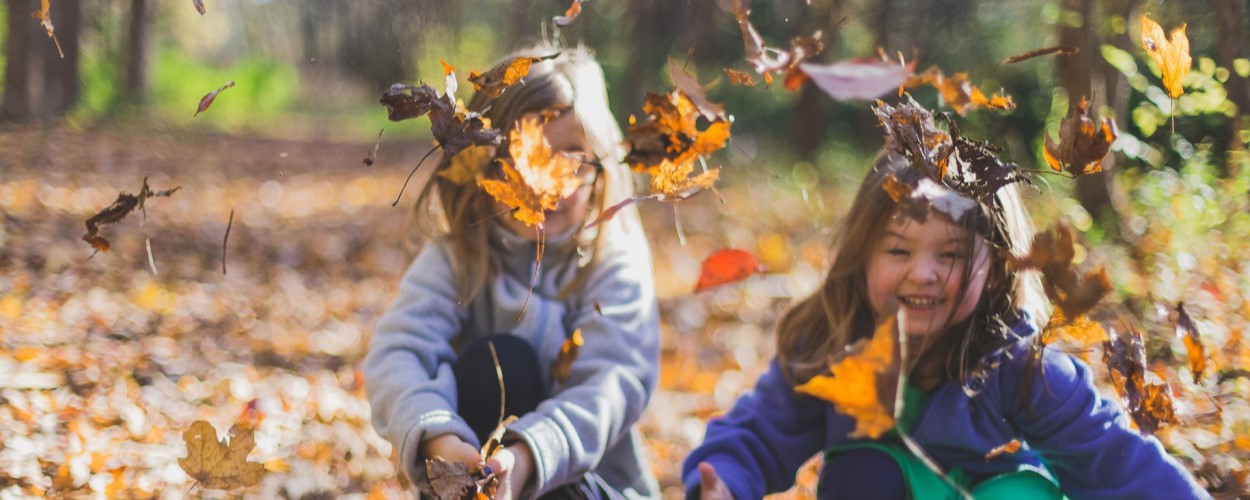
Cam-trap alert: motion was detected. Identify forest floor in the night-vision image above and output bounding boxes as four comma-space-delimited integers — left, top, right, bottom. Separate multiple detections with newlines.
0, 125, 1245, 499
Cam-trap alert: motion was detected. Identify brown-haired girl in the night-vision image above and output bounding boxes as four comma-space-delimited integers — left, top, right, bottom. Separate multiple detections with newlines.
683, 145, 1209, 499
366, 45, 660, 499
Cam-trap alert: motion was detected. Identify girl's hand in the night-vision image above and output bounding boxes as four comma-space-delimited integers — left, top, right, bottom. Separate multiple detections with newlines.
485, 443, 534, 500
698, 462, 734, 500
418, 434, 482, 468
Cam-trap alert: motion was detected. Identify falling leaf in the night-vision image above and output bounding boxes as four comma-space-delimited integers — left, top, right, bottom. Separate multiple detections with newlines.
1175, 302, 1207, 383
379, 83, 504, 158
552, 328, 584, 383
669, 59, 726, 121
694, 249, 764, 292
477, 118, 583, 227
624, 90, 731, 172
363, 128, 384, 166
195, 81, 236, 117
553, 0, 584, 26
82, 178, 181, 254
440, 59, 458, 103
1103, 328, 1179, 434
1001, 46, 1078, 64
438, 145, 494, 185
873, 97, 953, 180
984, 440, 1022, 460
191, 0, 206, 15
795, 314, 901, 439
31, 0, 64, 59
1042, 97, 1117, 177
729, 0, 824, 89
178, 420, 266, 490
468, 54, 560, 98
1041, 308, 1109, 348
907, 67, 1014, 115
1010, 224, 1111, 320
724, 68, 756, 86
1141, 14, 1191, 99
800, 58, 915, 101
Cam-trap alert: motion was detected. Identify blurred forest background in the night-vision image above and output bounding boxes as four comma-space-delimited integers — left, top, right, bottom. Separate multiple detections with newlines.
1, 0, 1249, 498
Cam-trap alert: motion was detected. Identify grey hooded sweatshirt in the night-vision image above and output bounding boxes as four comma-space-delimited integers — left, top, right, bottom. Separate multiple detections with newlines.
365, 224, 661, 498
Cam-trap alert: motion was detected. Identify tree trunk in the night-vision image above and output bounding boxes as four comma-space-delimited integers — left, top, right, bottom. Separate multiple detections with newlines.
1, 0, 37, 122
124, 0, 154, 103
1213, 0, 1250, 161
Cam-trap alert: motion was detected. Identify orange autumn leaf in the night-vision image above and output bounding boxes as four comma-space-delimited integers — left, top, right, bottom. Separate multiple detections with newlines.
178, 420, 266, 490
724, 68, 757, 86
1010, 224, 1111, 320
584, 156, 719, 229
553, 0, 584, 26
1042, 97, 1117, 177
469, 54, 560, 98
31, 0, 64, 59
984, 439, 1022, 461
694, 249, 764, 292
477, 118, 582, 227
552, 329, 584, 383
437, 145, 494, 185
907, 67, 1015, 115
480, 416, 519, 461
1141, 14, 1191, 99
1042, 308, 1109, 348
1175, 302, 1207, 383
624, 89, 731, 172
795, 314, 901, 439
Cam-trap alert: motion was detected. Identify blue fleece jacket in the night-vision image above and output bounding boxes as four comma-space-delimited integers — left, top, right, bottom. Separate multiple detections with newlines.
682, 320, 1210, 500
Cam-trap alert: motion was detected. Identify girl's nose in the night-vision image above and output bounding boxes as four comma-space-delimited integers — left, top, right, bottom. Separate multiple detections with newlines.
906, 255, 942, 284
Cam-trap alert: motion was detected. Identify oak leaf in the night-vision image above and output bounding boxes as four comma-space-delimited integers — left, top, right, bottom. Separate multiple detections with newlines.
1102, 328, 1179, 434
552, 329, 584, 383
469, 54, 560, 98
1175, 302, 1206, 383
1141, 14, 1191, 99
1043, 97, 1117, 177
196, 81, 236, 117
178, 420, 266, 490
83, 177, 181, 254
795, 313, 902, 439
477, 118, 583, 227
694, 249, 764, 292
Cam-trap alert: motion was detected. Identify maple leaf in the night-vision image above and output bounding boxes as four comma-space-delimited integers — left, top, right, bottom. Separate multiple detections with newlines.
379, 83, 503, 158
795, 313, 902, 439
800, 58, 915, 101
1175, 302, 1206, 383
1043, 97, 1117, 177
1010, 224, 1111, 320
584, 155, 720, 229
1041, 308, 1109, 348
191, 0, 206, 15
82, 177, 181, 254
31, 0, 64, 59
552, 328, 584, 383
1102, 328, 1179, 434
438, 145, 495, 185
624, 89, 731, 172
1002, 46, 1078, 64
553, 0, 585, 27
723, 68, 756, 86
469, 53, 560, 98
906, 67, 1014, 115
477, 118, 583, 227
1141, 14, 1191, 99
178, 420, 266, 490
693, 249, 765, 292
984, 439, 1022, 461
195, 81, 236, 117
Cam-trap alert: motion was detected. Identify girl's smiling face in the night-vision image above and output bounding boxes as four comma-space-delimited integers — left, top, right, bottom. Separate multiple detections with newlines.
865, 212, 992, 337
493, 112, 598, 240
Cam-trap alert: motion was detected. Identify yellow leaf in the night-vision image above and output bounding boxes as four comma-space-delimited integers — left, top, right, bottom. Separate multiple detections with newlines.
1041, 309, 1108, 348
795, 315, 898, 438
178, 420, 266, 490
477, 118, 582, 227
552, 329, 585, 383
438, 145, 494, 185
649, 156, 719, 199
1141, 14, 1191, 98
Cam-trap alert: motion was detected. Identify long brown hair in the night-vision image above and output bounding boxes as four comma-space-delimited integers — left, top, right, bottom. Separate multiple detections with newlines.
409, 44, 642, 304
775, 154, 1046, 390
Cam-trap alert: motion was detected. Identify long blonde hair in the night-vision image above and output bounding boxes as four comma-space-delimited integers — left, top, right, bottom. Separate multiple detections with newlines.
776, 154, 1046, 389
410, 44, 641, 304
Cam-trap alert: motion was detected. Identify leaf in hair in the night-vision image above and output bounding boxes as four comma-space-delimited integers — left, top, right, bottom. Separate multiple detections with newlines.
873, 97, 953, 180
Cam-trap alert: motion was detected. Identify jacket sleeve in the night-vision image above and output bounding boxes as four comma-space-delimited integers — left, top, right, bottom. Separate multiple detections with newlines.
505, 237, 661, 497
682, 360, 829, 500
363, 244, 474, 485
1006, 348, 1211, 499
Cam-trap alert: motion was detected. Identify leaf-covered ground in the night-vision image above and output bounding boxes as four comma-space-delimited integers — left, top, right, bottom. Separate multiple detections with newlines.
1, 126, 1246, 498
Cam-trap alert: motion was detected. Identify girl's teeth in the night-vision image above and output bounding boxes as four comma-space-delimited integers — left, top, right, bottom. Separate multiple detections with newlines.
902, 297, 938, 308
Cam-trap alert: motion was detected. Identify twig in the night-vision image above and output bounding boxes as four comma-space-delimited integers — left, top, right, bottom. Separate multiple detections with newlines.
222, 209, 234, 275
363, 128, 384, 166
468, 206, 519, 229
517, 225, 544, 321
145, 238, 158, 276
392, 144, 442, 206
488, 340, 505, 426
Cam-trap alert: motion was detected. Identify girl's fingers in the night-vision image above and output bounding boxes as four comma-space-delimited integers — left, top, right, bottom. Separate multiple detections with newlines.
484, 447, 515, 477
699, 462, 729, 500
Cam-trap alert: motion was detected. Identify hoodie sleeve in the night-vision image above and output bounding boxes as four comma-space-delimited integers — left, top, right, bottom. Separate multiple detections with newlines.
681, 360, 829, 500
504, 237, 661, 497
363, 244, 475, 485
1006, 348, 1211, 499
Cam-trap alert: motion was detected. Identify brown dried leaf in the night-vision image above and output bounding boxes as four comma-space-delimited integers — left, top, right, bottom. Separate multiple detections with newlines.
1001, 46, 1078, 64
195, 81, 236, 117
191, 0, 206, 15
423, 458, 478, 500
178, 420, 266, 490
379, 83, 504, 158
1012, 224, 1111, 320
82, 178, 181, 254
624, 90, 730, 172
669, 59, 725, 121
469, 54, 560, 98
1103, 328, 1179, 434
729, 0, 823, 88
1176, 302, 1207, 383
552, 329, 584, 383
1042, 97, 1117, 177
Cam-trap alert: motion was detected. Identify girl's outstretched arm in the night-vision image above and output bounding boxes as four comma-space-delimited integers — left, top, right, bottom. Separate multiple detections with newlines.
1006, 348, 1212, 499
503, 237, 662, 497
364, 244, 474, 485
682, 360, 829, 500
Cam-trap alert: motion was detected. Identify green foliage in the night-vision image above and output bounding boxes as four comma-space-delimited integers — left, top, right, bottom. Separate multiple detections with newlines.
150, 49, 298, 129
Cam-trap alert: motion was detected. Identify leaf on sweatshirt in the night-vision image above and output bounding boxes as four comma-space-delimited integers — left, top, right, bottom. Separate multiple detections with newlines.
552, 328, 584, 383
178, 420, 266, 490
694, 249, 765, 292
984, 439, 1022, 461
1175, 302, 1206, 383
1141, 14, 1191, 99
795, 313, 901, 439
1102, 327, 1178, 434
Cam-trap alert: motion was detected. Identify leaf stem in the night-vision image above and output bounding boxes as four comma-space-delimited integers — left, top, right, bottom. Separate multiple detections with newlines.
392, 144, 442, 207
